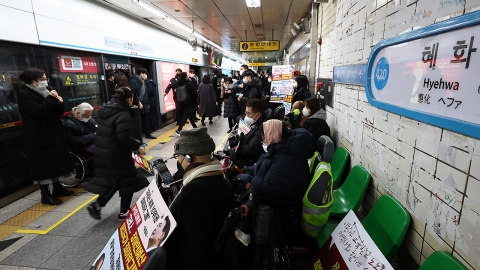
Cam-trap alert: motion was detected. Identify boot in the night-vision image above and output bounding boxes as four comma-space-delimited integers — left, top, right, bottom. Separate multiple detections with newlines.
52, 182, 74, 197
40, 184, 62, 205
201, 120, 206, 126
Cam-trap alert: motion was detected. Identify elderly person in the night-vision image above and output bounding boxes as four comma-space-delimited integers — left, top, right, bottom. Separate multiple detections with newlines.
61, 102, 96, 152
17, 67, 74, 205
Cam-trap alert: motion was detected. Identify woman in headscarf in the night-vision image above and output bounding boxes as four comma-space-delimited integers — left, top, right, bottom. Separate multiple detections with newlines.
17, 67, 74, 205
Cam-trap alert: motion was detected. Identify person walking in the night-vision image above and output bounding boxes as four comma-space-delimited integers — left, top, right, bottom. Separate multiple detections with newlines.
175, 72, 198, 136
145, 72, 160, 132
130, 67, 155, 139
197, 75, 218, 126
81, 87, 149, 221
164, 68, 182, 124
17, 67, 75, 205
222, 77, 238, 133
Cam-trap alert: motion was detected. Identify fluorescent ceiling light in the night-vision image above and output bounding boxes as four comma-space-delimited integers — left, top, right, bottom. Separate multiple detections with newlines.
166, 18, 191, 32
245, 0, 261, 8
291, 29, 297, 36
294, 22, 301, 30
136, 1, 168, 19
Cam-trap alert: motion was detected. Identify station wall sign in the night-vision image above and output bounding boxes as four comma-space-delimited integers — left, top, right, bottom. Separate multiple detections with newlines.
365, 10, 480, 140
333, 64, 367, 85
240, 40, 280, 52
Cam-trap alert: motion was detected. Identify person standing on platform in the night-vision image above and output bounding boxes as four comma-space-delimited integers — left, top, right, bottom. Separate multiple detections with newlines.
292, 75, 311, 103
222, 77, 238, 133
188, 70, 200, 121
82, 87, 149, 221
106, 70, 116, 100
164, 68, 183, 125
237, 70, 260, 122
197, 75, 218, 126
130, 67, 156, 139
175, 72, 198, 136
145, 72, 160, 132
211, 69, 222, 116
17, 67, 75, 205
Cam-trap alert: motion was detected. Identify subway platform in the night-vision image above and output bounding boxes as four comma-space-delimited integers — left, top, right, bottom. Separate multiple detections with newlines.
0, 116, 230, 270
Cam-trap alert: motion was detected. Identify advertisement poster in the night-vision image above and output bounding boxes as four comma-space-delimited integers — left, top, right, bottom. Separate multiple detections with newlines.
90, 180, 177, 270
58, 56, 99, 73
269, 79, 294, 103
307, 211, 393, 270
271, 65, 294, 81
158, 62, 189, 114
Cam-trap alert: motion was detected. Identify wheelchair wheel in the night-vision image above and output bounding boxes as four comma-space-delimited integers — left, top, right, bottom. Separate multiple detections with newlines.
69, 151, 87, 182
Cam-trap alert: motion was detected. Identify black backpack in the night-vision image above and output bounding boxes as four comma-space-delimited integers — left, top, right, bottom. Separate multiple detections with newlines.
175, 85, 190, 104
214, 181, 291, 270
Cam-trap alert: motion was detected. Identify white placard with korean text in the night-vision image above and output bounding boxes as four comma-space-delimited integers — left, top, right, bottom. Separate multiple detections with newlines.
332, 211, 393, 270
366, 11, 480, 140
90, 180, 176, 270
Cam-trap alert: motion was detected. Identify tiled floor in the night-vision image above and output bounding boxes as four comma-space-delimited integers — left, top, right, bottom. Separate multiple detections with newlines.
0, 115, 230, 270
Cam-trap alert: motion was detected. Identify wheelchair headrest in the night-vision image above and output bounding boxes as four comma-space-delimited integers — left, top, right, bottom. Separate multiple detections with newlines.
316, 135, 334, 163
265, 108, 274, 119
274, 106, 285, 119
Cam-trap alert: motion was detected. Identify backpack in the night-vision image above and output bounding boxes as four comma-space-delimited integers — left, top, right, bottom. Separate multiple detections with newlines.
214, 180, 292, 270
175, 85, 190, 104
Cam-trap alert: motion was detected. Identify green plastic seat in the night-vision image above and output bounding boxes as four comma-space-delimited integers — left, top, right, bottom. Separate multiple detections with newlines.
419, 251, 468, 270
330, 165, 370, 217
316, 194, 410, 262
363, 194, 410, 261
331, 147, 349, 187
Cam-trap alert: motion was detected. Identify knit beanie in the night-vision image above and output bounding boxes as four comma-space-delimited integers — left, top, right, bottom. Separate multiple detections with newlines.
263, 119, 283, 145
174, 127, 216, 156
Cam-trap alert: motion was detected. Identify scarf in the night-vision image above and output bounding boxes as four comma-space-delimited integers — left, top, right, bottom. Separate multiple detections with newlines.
263, 119, 283, 145
26, 84, 49, 98
136, 75, 146, 101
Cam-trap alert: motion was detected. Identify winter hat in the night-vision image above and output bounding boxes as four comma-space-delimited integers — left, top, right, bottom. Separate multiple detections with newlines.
106, 70, 115, 79
174, 127, 216, 156
263, 119, 283, 146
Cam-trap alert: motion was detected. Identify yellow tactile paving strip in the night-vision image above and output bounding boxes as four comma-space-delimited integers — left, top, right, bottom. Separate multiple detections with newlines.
0, 186, 90, 241
0, 126, 179, 242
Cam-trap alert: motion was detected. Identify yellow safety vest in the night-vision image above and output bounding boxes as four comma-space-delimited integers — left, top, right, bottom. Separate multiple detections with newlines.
301, 162, 334, 237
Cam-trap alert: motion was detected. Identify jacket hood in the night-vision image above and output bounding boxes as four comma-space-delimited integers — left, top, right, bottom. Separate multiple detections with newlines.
268, 128, 314, 159
246, 78, 261, 88
310, 109, 327, 121
98, 98, 132, 119
177, 77, 187, 86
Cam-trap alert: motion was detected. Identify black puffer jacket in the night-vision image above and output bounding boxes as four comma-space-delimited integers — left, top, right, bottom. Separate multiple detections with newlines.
239, 78, 261, 116
80, 98, 148, 197
292, 86, 311, 103
303, 109, 330, 143
130, 75, 150, 114
61, 115, 96, 150
236, 114, 267, 166
223, 83, 239, 118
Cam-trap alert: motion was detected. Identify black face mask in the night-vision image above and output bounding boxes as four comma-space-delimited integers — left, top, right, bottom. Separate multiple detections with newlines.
177, 160, 185, 178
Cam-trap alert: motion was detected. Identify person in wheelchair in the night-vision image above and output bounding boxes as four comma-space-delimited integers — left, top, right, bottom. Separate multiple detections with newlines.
61, 102, 96, 153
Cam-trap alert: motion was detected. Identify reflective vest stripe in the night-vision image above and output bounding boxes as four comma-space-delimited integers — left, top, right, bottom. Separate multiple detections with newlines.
301, 161, 334, 237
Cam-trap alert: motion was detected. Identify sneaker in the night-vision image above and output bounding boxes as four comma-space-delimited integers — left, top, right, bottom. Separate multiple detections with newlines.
209, 120, 213, 124
174, 130, 181, 137
87, 202, 101, 220
117, 211, 130, 221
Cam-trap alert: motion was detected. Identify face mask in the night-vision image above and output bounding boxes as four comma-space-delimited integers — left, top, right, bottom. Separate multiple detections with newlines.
243, 77, 250, 83
240, 70, 244, 76
141, 74, 147, 80
38, 81, 48, 90
189, 73, 194, 78
176, 160, 185, 178
302, 108, 310, 116
244, 115, 255, 125
262, 142, 268, 153
268, 78, 272, 82
51, 74, 59, 79
80, 117, 90, 123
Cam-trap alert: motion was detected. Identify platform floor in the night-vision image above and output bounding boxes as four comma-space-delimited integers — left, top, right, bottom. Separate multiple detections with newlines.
0, 115, 230, 270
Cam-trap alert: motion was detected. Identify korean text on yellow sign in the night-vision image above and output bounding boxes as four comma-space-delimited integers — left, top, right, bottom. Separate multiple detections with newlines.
240, 40, 280, 52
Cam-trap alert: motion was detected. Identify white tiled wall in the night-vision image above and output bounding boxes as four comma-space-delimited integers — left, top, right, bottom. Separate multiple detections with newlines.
307, 0, 480, 269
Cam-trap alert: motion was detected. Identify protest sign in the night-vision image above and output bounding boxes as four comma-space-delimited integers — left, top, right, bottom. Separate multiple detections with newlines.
238, 118, 251, 135
307, 210, 393, 270
90, 180, 176, 270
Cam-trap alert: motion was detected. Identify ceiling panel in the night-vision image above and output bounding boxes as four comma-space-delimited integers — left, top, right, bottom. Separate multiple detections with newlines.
212, 0, 249, 16
180, 0, 223, 17
151, 1, 193, 17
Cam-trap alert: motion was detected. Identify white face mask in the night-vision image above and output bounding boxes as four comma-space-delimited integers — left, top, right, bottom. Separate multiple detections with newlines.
243, 77, 250, 83
302, 107, 310, 116
244, 115, 256, 125
80, 117, 90, 123
262, 142, 268, 153
141, 74, 147, 80
38, 81, 48, 90
240, 70, 244, 76
268, 78, 272, 83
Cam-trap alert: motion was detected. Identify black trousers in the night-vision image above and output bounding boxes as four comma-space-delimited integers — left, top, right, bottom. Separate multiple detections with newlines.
141, 112, 152, 136
175, 101, 183, 124
97, 193, 133, 214
177, 106, 197, 131
228, 117, 236, 129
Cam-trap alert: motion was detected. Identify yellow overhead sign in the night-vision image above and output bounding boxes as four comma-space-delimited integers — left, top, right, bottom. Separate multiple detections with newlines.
248, 63, 266, 67
240, 40, 280, 52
